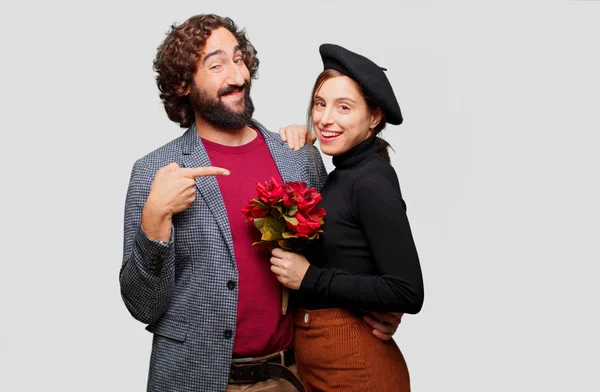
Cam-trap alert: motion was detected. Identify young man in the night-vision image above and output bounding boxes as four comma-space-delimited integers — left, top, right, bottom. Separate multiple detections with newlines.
120, 14, 402, 392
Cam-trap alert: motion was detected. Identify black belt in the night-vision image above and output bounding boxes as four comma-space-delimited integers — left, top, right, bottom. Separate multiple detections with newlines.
229, 348, 305, 392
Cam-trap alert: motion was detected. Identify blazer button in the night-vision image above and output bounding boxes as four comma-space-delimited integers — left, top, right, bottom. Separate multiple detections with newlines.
227, 280, 236, 290
223, 329, 233, 339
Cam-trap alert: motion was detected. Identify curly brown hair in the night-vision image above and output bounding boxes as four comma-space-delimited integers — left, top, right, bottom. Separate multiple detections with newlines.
154, 14, 259, 128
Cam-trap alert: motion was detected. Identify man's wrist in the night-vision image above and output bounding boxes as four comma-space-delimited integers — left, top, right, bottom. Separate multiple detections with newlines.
141, 202, 173, 242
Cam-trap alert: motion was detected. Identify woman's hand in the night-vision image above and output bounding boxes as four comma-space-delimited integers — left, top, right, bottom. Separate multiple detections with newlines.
279, 124, 317, 151
270, 248, 311, 290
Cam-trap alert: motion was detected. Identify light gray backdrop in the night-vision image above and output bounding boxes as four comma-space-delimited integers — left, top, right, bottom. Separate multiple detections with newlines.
1, 0, 599, 391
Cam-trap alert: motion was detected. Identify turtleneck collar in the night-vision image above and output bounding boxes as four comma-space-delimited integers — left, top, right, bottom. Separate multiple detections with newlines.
332, 136, 382, 169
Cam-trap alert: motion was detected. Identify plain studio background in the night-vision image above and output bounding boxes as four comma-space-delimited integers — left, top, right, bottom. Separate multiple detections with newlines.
1, 0, 599, 390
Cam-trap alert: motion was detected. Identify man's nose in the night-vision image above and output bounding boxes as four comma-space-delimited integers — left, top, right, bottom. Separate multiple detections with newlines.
227, 62, 245, 86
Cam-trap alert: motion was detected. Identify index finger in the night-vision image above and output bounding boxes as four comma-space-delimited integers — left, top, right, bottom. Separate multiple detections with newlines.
181, 166, 230, 178
271, 248, 288, 258
279, 128, 288, 142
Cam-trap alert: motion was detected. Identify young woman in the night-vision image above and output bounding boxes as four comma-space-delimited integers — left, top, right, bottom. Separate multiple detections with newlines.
269, 44, 424, 391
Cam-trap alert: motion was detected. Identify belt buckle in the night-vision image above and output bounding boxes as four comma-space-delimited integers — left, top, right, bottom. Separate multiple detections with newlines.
256, 360, 269, 381
229, 359, 270, 383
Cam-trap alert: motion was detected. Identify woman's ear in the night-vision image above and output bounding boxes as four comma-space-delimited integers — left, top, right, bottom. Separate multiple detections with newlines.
369, 108, 384, 131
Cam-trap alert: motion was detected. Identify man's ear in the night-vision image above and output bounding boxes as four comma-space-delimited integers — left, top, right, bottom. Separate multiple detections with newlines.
177, 81, 190, 97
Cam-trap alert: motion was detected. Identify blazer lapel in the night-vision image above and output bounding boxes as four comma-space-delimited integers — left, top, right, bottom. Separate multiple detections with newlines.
252, 120, 301, 183
180, 126, 234, 260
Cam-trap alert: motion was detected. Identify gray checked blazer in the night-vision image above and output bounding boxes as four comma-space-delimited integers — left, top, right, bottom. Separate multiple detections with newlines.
120, 119, 327, 392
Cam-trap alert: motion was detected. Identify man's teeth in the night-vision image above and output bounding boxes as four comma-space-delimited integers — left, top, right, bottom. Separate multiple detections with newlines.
322, 131, 341, 137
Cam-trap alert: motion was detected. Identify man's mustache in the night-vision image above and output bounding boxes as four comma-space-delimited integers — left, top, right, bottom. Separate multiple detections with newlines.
218, 82, 250, 97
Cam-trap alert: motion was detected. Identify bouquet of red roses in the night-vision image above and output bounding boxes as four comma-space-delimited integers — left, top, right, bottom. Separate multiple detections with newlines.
242, 177, 325, 314
242, 177, 326, 251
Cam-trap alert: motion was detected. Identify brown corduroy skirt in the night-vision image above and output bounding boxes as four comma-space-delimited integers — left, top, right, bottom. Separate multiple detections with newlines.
294, 308, 410, 392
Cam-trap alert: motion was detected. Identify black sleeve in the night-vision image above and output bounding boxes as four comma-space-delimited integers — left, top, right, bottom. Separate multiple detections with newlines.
300, 165, 424, 313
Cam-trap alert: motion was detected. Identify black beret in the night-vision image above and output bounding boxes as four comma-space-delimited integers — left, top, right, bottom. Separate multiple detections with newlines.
319, 43, 403, 125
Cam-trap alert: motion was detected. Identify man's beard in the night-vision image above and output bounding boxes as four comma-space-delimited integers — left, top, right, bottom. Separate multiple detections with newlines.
189, 82, 255, 130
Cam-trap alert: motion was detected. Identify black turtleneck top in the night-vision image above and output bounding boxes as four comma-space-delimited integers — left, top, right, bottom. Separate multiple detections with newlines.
297, 137, 424, 313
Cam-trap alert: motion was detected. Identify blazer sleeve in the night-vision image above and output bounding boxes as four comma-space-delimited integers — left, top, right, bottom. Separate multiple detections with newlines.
300, 165, 424, 313
303, 143, 329, 191
119, 159, 177, 324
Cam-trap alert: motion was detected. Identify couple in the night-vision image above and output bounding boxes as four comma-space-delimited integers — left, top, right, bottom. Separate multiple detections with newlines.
120, 13, 424, 392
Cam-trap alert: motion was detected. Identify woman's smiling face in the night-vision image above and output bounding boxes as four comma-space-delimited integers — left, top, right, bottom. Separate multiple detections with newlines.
311, 75, 381, 156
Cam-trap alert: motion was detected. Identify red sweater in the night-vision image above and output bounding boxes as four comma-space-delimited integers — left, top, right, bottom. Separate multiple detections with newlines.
203, 131, 293, 356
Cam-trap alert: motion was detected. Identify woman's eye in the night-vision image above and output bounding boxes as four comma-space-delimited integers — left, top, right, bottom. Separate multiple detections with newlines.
340, 104, 350, 111
210, 64, 222, 70
315, 102, 325, 108
234, 57, 243, 64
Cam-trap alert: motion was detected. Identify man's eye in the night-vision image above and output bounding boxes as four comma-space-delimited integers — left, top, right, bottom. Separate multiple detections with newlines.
210, 64, 222, 70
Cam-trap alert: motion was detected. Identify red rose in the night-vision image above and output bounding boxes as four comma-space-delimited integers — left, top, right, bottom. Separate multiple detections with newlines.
256, 177, 284, 205
313, 207, 326, 219
242, 200, 269, 221
283, 182, 307, 207
296, 187, 322, 213
286, 211, 322, 238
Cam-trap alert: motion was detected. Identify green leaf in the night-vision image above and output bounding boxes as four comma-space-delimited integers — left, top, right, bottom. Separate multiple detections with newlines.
252, 198, 269, 209
277, 239, 296, 251
255, 215, 284, 241
286, 205, 298, 216
282, 215, 298, 225
307, 232, 323, 240
252, 240, 278, 251
270, 207, 282, 219
277, 238, 310, 252
253, 217, 264, 229
282, 231, 299, 239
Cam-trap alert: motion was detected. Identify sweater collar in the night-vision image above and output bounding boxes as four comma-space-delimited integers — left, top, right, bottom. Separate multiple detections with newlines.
332, 136, 381, 169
